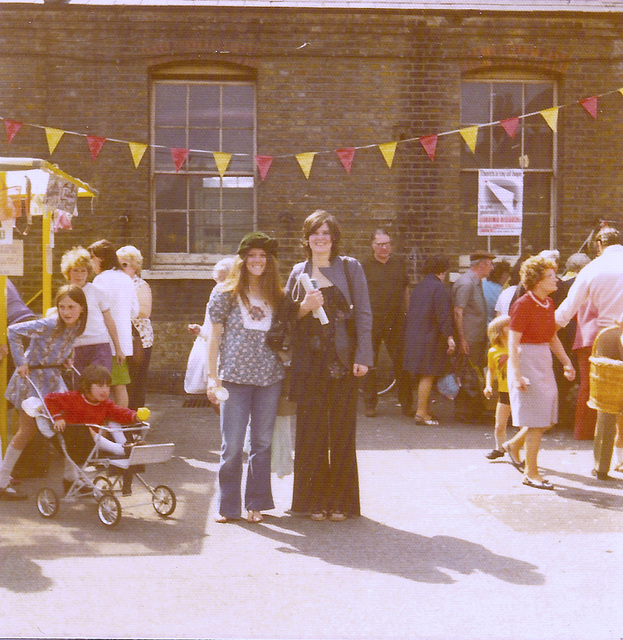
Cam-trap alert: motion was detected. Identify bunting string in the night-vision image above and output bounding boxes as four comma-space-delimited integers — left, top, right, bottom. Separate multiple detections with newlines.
0, 85, 620, 181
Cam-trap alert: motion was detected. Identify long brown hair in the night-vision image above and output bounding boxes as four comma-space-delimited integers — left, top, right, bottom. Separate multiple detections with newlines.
53, 284, 88, 336
223, 251, 283, 309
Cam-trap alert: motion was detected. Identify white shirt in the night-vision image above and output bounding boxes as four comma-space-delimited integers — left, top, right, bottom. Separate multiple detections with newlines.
495, 285, 517, 317
93, 269, 139, 356
555, 245, 623, 329
74, 283, 111, 347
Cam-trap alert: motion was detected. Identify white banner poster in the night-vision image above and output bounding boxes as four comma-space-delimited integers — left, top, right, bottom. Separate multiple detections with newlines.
478, 169, 523, 236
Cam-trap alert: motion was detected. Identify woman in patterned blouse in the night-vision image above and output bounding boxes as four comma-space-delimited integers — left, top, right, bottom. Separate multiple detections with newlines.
206, 232, 285, 524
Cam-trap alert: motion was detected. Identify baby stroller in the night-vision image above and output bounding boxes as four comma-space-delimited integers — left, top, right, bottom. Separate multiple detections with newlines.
23, 378, 176, 527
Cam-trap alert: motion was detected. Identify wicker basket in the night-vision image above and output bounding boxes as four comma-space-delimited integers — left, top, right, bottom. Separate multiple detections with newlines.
588, 355, 623, 414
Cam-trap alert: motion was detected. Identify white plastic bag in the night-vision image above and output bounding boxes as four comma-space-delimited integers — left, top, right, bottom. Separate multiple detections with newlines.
184, 336, 208, 394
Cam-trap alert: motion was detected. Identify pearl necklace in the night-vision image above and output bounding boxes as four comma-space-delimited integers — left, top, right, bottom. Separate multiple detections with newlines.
528, 290, 550, 309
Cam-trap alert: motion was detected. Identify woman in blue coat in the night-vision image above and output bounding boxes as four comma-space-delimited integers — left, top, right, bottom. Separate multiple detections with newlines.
403, 255, 455, 425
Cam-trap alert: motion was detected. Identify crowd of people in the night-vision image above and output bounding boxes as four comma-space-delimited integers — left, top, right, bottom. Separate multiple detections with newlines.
2, 218, 622, 511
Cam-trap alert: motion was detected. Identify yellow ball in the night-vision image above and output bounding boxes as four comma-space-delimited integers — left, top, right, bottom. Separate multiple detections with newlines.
136, 407, 150, 421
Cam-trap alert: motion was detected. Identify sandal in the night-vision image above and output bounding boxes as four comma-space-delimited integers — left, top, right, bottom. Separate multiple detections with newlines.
523, 477, 554, 491
310, 511, 327, 521
246, 510, 263, 523
502, 443, 525, 472
414, 415, 439, 426
329, 512, 346, 522
215, 515, 238, 523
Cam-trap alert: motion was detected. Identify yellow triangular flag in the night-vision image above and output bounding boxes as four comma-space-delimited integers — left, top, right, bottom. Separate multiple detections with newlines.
213, 152, 232, 178
45, 128, 65, 154
540, 107, 559, 132
459, 126, 479, 154
619, 88, 623, 98
129, 142, 148, 169
296, 152, 316, 179
378, 142, 397, 169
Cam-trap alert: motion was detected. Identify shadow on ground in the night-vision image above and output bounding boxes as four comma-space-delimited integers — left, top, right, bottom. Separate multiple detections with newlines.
250, 514, 545, 585
0, 399, 220, 593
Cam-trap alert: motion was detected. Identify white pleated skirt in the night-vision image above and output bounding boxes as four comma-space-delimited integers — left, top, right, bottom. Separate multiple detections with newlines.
508, 342, 558, 428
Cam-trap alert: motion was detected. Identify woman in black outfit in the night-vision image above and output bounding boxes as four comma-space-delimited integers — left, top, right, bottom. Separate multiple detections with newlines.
285, 210, 373, 521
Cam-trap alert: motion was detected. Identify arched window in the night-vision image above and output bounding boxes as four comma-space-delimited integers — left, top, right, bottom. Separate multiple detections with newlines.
150, 62, 256, 267
460, 72, 556, 256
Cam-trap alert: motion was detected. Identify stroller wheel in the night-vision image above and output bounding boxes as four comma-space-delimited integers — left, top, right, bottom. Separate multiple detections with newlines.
37, 487, 59, 518
152, 485, 176, 517
93, 475, 112, 495
97, 493, 121, 527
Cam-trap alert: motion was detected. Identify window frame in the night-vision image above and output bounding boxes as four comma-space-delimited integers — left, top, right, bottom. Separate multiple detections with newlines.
459, 72, 558, 256
149, 65, 257, 271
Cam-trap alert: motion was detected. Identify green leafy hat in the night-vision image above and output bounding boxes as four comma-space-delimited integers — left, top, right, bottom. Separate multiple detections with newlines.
237, 231, 279, 257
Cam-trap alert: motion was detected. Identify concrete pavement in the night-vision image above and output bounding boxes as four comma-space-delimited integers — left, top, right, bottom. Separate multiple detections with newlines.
1, 390, 622, 640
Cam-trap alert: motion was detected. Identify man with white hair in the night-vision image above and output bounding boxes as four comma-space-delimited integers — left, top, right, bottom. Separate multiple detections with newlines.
555, 225, 623, 479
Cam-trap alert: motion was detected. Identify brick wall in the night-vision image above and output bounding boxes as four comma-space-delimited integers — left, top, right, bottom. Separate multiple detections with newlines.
1, 6, 622, 385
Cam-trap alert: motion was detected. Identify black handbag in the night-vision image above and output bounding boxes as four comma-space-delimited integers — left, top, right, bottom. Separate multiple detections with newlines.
266, 296, 297, 352
456, 354, 484, 398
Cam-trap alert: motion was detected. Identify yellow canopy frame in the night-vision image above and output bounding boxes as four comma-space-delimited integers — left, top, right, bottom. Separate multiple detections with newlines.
0, 158, 96, 454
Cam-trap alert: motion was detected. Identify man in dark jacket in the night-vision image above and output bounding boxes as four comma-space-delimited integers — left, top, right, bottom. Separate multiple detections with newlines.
361, 229, 413, 417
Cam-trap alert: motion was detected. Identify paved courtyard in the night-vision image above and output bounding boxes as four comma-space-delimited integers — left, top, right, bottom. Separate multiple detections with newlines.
1, 391, 622, 639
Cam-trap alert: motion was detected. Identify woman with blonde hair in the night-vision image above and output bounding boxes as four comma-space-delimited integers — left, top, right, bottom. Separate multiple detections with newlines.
61, 246, 123, 375
117, 245, 154, 410
206, 232, 285, 523
503, 255, 575, 490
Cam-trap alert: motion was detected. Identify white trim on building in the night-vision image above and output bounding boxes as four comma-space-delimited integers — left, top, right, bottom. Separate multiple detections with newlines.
9, 0, 623, 11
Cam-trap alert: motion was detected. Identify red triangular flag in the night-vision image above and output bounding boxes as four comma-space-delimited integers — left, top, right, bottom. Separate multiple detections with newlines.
4, 120, 22, 144
255, 155, 273, 181
87, 135, 106, 161
171, 148, 189, 173
419, 135, 438, 161
580, 96, 598, 119
500, 117, 519, 138
336, 148, 356, 174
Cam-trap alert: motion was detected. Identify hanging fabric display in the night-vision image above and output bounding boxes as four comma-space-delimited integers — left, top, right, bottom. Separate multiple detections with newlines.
44, 173, 78, 231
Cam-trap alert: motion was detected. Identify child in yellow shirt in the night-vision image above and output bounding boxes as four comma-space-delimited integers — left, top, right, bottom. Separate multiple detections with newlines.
483, 315, 511, 460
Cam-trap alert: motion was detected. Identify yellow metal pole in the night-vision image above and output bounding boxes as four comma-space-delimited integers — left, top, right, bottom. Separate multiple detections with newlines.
0, 276, 7, 455
42, 211, 52, 314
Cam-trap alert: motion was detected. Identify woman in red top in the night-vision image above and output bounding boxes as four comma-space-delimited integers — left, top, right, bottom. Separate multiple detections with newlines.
503, 256, 575, 490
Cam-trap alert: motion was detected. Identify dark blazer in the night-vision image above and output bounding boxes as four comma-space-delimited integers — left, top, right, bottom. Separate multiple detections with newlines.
285, 256, 374, 368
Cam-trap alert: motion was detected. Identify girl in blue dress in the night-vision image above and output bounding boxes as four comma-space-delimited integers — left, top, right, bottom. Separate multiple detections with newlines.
0, 284, 87, 500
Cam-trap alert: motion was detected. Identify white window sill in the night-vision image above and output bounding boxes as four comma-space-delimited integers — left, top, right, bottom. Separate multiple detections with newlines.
142, 269, 214, 280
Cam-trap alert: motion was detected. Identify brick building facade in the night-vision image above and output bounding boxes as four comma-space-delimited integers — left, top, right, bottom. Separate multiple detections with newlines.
1, 1, 622, 388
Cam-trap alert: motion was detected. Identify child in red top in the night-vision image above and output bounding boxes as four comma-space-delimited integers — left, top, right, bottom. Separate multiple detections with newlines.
45, 364, 145, 460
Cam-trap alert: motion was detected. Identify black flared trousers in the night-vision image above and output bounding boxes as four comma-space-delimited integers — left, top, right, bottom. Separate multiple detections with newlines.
291, 373, 360, 516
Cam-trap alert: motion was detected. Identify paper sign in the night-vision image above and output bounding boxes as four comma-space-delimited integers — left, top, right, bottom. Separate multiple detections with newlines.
46, 244, 53, 275
478, 169, 523, 236
0, 240, 23, 276
0, 221, 13, 245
